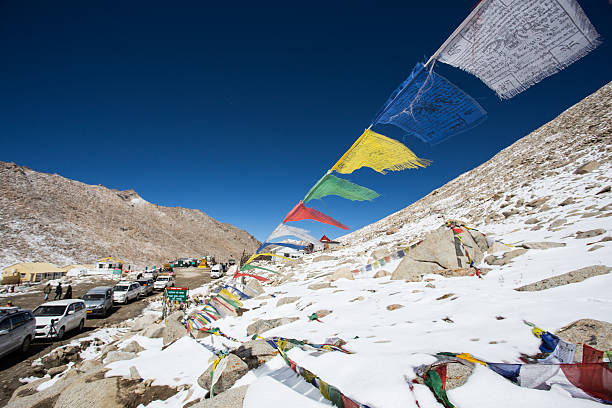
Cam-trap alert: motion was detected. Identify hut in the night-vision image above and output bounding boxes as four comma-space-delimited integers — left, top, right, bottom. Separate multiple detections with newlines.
1, 262, 66, 283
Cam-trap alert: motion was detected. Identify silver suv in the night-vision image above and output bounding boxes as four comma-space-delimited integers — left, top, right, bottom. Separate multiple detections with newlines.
0, 307, 36, 357
83, 286, 114, 317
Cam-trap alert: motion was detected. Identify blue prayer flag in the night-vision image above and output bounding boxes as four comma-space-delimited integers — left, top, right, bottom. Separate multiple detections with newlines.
257, 242, 306, 253
373, 63, 487, 145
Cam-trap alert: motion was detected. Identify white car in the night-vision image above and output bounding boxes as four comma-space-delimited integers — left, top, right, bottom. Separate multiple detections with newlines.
153, 275, 175, 290
113, 282, 141, 304
33, 300, 87, 340
210, 264, 224, 279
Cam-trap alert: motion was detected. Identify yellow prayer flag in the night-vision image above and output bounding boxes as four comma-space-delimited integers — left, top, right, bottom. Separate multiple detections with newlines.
246, 252, 295, 264
456, 352, 487, 366
331, 129, 430, 175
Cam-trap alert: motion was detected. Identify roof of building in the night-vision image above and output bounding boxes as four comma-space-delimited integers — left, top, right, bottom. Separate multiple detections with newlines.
2, 262, 64, 274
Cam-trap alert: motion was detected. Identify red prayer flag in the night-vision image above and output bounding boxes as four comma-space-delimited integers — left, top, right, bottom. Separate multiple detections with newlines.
283, 201, 349, 230
233, 272, 269, 282
434, 364, 448, 390
583, 344, 604, 363
561, 363, 612, 401
341, 394, 361, 408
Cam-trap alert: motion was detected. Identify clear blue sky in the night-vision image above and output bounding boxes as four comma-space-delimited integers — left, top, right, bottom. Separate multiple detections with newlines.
1, 1, 611, 242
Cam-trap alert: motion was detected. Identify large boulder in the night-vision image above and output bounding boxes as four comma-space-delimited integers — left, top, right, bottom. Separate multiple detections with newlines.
276, 297, 299, 307
246, 279, 264, 296
104, 351, 137, 364
54, 377, 122, 408
485, 248, 528, 266
197, 354, 249, 395
131, 314, 158, 332
190, 385, 248, 408
330, 266, 354, 281
521, 242, 566, 250
391, 257, 440, 281
555, 319, 612, 363
575, 161, 600, 174
516, 265, 611, 291
122, 340, 145, 354
246, 317, 299, 336
142, 323, 164, 338
163, 311, 188, 345
232, 340, 278, 369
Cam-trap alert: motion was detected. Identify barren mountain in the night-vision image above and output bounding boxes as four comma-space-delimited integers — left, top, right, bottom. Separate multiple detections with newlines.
0, 164, 260, 269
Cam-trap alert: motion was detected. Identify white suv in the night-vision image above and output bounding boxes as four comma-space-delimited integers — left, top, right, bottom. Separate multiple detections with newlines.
153, 275, 176, 290
113, 282, 141, 304
33, 300, 86, 340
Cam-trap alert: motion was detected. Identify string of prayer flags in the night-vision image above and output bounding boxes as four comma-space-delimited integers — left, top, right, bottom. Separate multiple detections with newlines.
331, 129, 430, 175
266, 223, 319, 245
245, 252, 294, 264
435, 0, 601, 99
372, 63, 487, 145
256, 242, 306, 254
303, 172, 379, 203
239, 263, 279, 275
283, 201, 349, 230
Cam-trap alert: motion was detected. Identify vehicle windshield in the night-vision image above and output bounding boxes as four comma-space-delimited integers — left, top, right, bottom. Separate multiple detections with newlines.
157, 277, 168, 281
34, 305, 67, 317
114, 285, 129, 291
137, 280, 148, 285
83, 294, 105, 300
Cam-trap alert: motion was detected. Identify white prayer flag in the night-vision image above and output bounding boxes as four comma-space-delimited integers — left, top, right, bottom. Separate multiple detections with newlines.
266, 223, 319, 245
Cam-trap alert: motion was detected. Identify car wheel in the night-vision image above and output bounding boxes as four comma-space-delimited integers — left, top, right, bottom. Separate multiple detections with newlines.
56, 326, 65, 340
21, 336, 31, 354
78, 319, 84, 332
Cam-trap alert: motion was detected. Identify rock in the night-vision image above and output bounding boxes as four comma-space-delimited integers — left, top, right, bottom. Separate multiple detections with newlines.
54, 377, 122, 408
576, 229, 605, 239
104, 351, 137, 364
486, 241, 511, 254
516, 265, 611, 291
129, 365, 141, 379
330, 266, 354, 281
521, 242, 566, 250
163, 311, 188, 345
386, 227, 399, 235
526, 197, 550, 208
559, 197, 575, 206
445, 362, 474, 390
575, 161, 600, 174
276, 296, 300, 307
122, 340, 145, 354
315, 309, 332, 318
307, 282, 332, 290
550, 218, 567, 228
143, 323, 164, 338
589, 245, 604, 251
78, 359, 102, 373
313, 255, 336, 262
373, 270, 391, 278
232, 340, 278, 369
555, 319, 612, 363
386, 304, 403, 311
197, 354, 248, 395
391, 257, 440, 281
9, 377, 50, 401
597, 185, 611, 194
485, 248, 528, 266
246, 317, 299, 336
468, 230, 489, 252
131, 314, 158, 332
47, 364, 68, 377
246, 279, 265, 296
435, 268, 487, 278
524, 218, 539, 225
371, 248, 387, 259
502, 209, 519, 218
190, 385, 248, 408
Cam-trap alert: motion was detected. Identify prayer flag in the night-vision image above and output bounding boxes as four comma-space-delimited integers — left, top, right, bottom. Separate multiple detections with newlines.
373, 63, 487, 144
436, 0, 601, 99
331, 129, 430, 175
303, 172, 379, 203
283, 201, 349, 230
267, 223, 319, 245
257, 242, 306, 253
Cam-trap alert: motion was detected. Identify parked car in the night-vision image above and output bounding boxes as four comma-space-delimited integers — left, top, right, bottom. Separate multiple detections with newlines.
83, 286, 114, 317
136, 278, 154, 297
153, 275, 176, 290
210, 264, 224, 279
113, 282, 141, 304
0, 307, 36, 357
33, 300, 86, 340
143, 270, 158, 280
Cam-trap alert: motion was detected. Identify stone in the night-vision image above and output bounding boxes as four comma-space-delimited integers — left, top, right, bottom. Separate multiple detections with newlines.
78, 359, 102, 373
555, 319, 612, 363
122, 340, 145, 354
104, 351, 137, 364
516, 265, 611, 292
589, 245, 604, 252
276, 296, 299, 307
8, 377, 50, 401
307, 282, 333, 290
129, 365, 141, 379
246, 317, 299, 336
576, 229, 605, 239
468, 230, 489, 252
391, 257, 440, 281
550, 218, 567, 228
575, 161, 600, 174
445, 362, 474, 390
486, 241, 511, 254
330, 266, 354, 281
526, 197, 550, 208
315, 309, 332, 318
524, 218, 539, 225
597, 185, 611, 194
502, 209, 519, 218
521, 242, 566, 250
386, 304, 403, 311
189, 385, 248, 408
312, 255, 336, 262
143, 323, 164, 338
54, 377, 121, 408
163, 311, 188, 345
47, 364, 68, 377
373, 270, 391, 278
386, 227, 399, 235
246, 279, 264, 296
559, 197, 576, 206
131, 314, 158, 332
485, 248, 528, 266
232, 340, 277, 369
371, 248, 387, 259
197, 354, 248, 395
435, 268, 487, 278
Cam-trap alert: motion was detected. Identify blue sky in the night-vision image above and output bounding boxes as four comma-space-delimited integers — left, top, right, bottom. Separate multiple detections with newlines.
1, 1, 611, 242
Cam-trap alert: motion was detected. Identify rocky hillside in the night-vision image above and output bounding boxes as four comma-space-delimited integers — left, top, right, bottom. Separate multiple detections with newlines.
0, 164, 260, 268
342, 81, 612, 249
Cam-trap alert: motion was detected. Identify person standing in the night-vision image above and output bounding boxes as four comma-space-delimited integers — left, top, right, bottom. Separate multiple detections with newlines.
54, 283, 62, 300
64, 285, 72, 300
43, 283, 51, 300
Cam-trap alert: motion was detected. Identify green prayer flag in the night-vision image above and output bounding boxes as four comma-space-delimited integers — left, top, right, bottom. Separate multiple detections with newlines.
240, 263, 279, 274
303, 172, 379, 203
328, 385, 344, 408
424, 370, 455, 408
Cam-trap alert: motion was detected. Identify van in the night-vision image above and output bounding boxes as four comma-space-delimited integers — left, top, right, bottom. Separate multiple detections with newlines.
83, 286, 113, 317
33, 300, 87, 340
210, 264, 224, 279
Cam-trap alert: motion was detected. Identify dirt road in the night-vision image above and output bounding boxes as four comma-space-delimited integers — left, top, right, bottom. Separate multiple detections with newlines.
0, 267, 211, 406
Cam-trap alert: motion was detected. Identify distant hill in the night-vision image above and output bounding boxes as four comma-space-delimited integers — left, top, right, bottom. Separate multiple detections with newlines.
0, 163, 260, 269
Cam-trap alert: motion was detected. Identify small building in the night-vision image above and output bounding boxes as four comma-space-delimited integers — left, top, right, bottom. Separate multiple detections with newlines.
94, 257, 124, 275
2, 262, 66, 283
319, 235, 340, 250
272, 245, 303, 261
170, 258, 198, 268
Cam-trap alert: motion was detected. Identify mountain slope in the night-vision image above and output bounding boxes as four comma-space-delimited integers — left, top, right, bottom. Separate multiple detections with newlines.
0, 163, 260, 268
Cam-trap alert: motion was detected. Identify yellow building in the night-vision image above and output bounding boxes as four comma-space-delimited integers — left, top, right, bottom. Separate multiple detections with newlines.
1, 262, 67, 284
